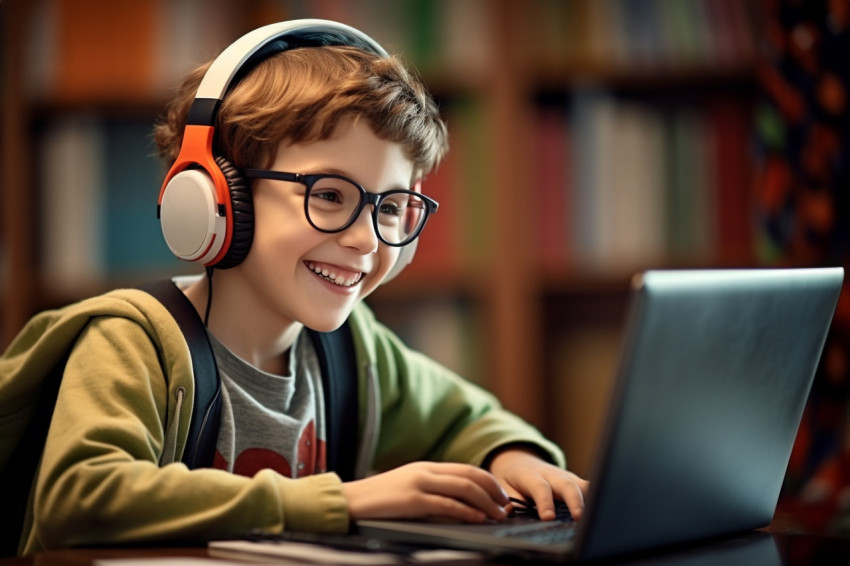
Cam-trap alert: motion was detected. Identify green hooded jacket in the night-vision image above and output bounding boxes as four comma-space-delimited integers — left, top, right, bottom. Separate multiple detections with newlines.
0, 285, 563, 555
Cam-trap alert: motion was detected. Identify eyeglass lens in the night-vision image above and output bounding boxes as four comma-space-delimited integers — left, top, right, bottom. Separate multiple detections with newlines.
306, 176, 427, 245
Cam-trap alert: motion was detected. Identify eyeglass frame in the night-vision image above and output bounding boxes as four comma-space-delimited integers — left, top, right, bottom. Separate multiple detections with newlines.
243, 168, 439, 247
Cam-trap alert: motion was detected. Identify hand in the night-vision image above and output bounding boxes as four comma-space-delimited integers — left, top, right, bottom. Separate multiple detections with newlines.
342, 462, 510, 523
487, 447, 590, 521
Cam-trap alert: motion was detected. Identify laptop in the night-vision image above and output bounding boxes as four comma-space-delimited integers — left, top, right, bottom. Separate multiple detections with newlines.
355, 268, 844, 562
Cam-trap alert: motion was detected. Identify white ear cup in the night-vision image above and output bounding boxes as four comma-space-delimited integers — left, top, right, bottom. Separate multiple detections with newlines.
160, 169, 227, 264
383, 239, 417, 284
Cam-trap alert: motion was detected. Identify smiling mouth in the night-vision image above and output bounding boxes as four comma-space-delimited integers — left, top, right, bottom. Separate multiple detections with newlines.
305, 261, 364, 288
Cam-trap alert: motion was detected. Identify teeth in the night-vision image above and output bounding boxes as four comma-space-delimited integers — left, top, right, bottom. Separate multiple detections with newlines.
307, 262, 361, 287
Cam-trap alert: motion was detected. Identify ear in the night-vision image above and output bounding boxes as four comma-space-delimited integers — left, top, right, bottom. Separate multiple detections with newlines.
381, 177, 423, 284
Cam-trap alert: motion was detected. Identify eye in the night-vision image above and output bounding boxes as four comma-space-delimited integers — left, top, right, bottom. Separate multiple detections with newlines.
378, 192, 412, 218
312, 189, 343, 204
308, 176, 357, 209
379, 201, 403, 217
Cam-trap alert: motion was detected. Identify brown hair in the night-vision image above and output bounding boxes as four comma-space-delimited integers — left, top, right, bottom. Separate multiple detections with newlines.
154, 46, 448, 175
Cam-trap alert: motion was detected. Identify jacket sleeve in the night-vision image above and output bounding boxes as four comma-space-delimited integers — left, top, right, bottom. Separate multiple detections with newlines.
353, 306, 566, 473
29, 314, 348, 552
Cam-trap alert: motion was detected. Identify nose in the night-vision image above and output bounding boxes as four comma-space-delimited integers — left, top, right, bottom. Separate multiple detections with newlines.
337, 205, 379, 254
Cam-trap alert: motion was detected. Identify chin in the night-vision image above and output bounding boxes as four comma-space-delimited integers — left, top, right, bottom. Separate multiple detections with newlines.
307, 321, 346, 333
303, 312, 352, 334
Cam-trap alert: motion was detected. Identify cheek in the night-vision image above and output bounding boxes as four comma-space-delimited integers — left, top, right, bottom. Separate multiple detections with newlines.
249, 192, 312, 248
367, 246, 401, 289
248, 223, 321, 271
243, 212, 316, 274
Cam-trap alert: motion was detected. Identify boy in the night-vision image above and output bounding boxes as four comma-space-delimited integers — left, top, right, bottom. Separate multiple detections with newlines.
10, 20, 587, 554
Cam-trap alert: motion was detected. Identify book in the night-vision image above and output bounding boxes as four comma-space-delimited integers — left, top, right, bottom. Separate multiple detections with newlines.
665, 108, 715, 261
450, 96, 493, 268
708, 99, 755, 263
570, 92, 667, 270
38, 114, 187, 296
409, 114, 461, 276
403, 0, 441, 76
548, 325, 621, 478
101, 117, 183, 279
152, 0, 236, 94
440, 0, 494, 81
570, 89, 611, 268
603, 101, 667, 268
50, 0, 159, 103
532, 105, 572, 271
39, 115, 106, 294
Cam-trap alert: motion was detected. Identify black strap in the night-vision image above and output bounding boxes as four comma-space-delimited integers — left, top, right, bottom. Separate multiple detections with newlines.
139, 280, 359, 478
307, 325, 359, 482
0, 358, 67, 557
137, 280, 221, 470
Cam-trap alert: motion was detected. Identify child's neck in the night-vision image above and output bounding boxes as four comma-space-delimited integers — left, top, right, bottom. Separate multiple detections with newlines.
183, 275, 302, 374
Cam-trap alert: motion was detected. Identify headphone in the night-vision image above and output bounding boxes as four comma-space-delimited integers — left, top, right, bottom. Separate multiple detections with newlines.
157, 19, 417, 281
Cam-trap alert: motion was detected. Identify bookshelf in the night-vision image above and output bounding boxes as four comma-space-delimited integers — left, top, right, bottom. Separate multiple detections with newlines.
1, 0, 762, 473
1, 0, 35, 355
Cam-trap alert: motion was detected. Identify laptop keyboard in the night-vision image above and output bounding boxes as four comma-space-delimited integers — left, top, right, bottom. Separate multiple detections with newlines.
508, 497, 572, 520
495, 498, 576, 544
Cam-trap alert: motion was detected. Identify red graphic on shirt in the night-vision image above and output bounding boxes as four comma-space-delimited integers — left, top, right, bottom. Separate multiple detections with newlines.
213, 420, 327, 478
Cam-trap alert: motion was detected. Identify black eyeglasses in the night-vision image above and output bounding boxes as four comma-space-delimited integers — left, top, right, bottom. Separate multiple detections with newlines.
243, 169, 439, 247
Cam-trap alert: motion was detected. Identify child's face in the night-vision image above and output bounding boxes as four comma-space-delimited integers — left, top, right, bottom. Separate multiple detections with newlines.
235, 118, 414, 332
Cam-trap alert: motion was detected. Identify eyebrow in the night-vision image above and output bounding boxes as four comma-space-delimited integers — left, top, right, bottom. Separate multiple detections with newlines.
311, 167, 350, 178
306, 168, 412, 193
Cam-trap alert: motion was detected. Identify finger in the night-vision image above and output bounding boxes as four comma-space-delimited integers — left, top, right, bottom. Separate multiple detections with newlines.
518, 468, 589, 521
426, 462, 510, 505
419, 493, 492, 523
552, 475, 589, 520
522, 480, 557, 521
500, 483, 523, 500
419, 471, 509, 521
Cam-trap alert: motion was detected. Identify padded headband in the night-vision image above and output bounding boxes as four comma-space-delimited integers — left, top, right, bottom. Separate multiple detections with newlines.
187, 20, 389, 127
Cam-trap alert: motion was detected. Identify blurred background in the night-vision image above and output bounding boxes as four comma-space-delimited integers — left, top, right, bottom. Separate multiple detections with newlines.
1, 0, 848, 533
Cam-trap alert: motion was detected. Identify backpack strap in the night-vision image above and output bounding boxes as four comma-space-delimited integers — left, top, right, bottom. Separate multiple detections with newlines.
307, 324, 358, 482
139, 280, 359, 479
136, 279, 221, 470
0, 355, 68, 557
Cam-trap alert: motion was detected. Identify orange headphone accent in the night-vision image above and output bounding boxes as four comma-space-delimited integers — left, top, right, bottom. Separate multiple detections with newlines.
158, 125, 232, 265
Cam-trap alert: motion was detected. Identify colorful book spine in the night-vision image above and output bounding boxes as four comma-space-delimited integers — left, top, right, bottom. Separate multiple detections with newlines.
533, 106, 572, 271
709, 99, 755, 263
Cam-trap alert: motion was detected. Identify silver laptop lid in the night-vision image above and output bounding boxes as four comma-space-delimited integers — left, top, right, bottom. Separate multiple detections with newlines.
578, 268, 843, 559
357, 268, 842, 562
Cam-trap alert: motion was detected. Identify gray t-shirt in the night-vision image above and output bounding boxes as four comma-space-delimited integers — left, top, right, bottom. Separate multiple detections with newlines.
208, 330, 327, 478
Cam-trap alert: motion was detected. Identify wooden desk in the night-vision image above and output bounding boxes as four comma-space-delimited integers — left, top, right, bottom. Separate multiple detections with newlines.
1, 531, 849, 566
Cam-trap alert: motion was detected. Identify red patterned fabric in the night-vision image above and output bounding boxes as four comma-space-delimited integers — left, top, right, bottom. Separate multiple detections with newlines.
756, 0, 850, 534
